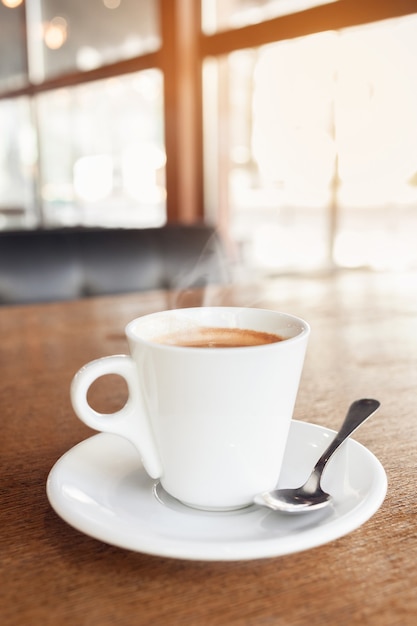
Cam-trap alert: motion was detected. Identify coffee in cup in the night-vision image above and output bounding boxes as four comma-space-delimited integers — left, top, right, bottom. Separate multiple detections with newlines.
153, 326, 283, 348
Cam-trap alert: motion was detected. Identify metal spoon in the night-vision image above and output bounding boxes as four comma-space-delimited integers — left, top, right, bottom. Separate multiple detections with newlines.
255, 398, 380, 513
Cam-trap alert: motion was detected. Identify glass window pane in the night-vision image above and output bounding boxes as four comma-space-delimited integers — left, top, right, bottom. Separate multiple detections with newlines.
0, 1, 28, 90
36, 70, 166, 228
0, 97, 38, 230
334, 16, 417, 269
204, 38, 332, 273
202, 0, 339, 34
27, 0, 160, 83
203, 14, 417, 273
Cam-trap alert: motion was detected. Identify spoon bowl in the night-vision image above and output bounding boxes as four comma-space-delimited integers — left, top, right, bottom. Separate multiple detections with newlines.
255, 398, 380, 513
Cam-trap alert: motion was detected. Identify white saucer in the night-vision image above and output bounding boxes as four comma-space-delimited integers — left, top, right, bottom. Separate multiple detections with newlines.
46, 420, 387, 561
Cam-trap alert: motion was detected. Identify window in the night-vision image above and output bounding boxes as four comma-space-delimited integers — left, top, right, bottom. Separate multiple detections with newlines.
0, 96, 36, 230
36, 71, 165, 228
1, 0, 417, 273
0, 0, 164, 230
0, 1, 28, 90
204, 14, 417, 271
201, 1, 417, 272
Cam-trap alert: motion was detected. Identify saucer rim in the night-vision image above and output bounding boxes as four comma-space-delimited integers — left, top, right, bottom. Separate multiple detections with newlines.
46, 420, 387, 561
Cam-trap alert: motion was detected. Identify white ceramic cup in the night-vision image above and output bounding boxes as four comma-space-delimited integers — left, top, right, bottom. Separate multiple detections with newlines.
71, 307, 310, 510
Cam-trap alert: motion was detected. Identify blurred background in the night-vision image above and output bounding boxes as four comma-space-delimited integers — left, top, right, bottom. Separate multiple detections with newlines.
1, 0, 417, 276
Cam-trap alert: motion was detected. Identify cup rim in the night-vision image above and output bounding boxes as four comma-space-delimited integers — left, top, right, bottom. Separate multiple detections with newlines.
125, 306, 310, 352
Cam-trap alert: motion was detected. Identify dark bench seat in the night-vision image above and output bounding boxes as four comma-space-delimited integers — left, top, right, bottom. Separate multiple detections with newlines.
0, 225, 229, 305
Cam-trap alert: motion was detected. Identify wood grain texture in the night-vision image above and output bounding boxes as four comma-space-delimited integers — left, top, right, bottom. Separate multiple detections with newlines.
1, 271, 417, 626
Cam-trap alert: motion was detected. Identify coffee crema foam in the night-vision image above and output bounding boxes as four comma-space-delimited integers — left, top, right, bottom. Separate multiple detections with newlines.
153, 326, 284, 348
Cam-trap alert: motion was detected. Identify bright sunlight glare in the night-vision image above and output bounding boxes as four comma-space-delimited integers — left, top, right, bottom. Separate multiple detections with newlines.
241, 15, 417, 270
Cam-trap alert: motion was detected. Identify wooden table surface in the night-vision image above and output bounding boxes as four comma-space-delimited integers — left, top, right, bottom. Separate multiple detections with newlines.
2, 269, 417, 626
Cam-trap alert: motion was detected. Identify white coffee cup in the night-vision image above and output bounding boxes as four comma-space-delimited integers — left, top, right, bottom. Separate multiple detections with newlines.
71, 307, 309, 510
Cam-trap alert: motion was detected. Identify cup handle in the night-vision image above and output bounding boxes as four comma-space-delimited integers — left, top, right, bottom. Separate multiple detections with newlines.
70, 354, 163, 479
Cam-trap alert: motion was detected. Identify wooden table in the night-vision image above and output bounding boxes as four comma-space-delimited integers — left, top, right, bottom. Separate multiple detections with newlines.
2, 269, 417, 625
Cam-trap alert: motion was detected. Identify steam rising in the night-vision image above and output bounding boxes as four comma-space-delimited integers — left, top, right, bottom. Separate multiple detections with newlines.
169, 232, 235, 309
165, 230, 265, 311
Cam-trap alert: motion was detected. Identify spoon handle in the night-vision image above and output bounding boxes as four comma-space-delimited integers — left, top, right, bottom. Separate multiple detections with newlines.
314, 398, 380, 475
